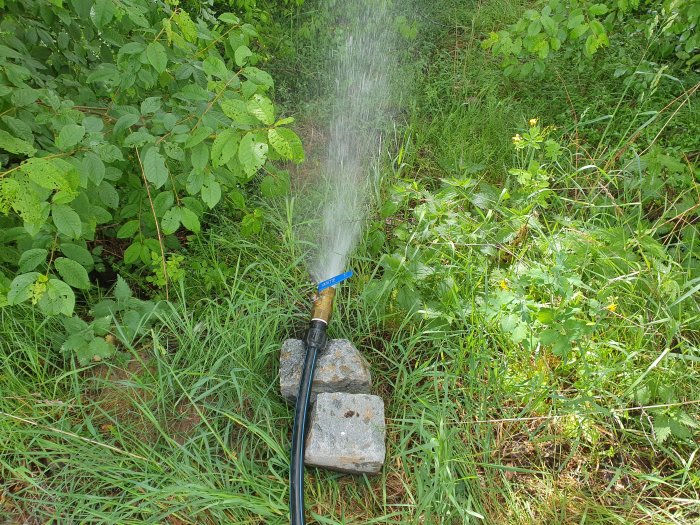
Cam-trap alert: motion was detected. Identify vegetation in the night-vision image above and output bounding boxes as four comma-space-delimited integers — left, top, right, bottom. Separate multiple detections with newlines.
1, 0, 698, 523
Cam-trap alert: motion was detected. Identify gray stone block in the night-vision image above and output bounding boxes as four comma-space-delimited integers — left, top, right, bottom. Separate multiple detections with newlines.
279, 339, 371, 404
305, 392, 385, 475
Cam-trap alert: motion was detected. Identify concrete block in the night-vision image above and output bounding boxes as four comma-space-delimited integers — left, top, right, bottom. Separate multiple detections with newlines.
279, 339, 371, 404
305, 392, 385, 475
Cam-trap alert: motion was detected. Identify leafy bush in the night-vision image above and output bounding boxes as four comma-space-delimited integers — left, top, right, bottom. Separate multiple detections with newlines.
482, 0, 699, 77
0, 0, 303, 315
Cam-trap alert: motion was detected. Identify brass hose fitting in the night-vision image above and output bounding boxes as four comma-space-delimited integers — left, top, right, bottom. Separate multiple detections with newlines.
310, 287, 335, 324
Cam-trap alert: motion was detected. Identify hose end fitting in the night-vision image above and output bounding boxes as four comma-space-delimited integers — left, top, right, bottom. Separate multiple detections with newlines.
310, 287, 335, 324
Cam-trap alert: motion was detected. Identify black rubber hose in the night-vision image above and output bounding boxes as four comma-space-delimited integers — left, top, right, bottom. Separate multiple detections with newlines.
290, 320, 328, 525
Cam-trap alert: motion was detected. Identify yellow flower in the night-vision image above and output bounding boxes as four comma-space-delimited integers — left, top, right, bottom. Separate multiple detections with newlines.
606, 303, 617, 312
529, 118, 538, 127
499, 279, 509, 290
511, 134, 522, 144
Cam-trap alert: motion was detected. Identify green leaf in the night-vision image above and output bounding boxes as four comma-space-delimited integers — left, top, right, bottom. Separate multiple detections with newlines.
234, 45, 253, 66
161, 207, 181, 234
114, 275, 132, 301
588, 3, 608, 15
7, 272, 40, 305
146, 42, 168, 74
211, 129, 239, 167
246, 94, 274, 125
185, 126, 213, 148
56, 124, 85, 151
19, 248, 48, 272
117, 220, 140, 238
54, 257, 91, 289
180, 207, 200, 233
260, 172, 290, 197
654, 414, 672, 444
140, 97, 162, 115
153, 191, 174, 217
38, 279, 75, 316
60, 244, 93, 270
91, 0, 116, 28
98, 181, 119, 208
190, 142, 209, 172
201, 179, 221, 209
268, 128, 304, 162
123, 242, 142, 265
238, 132, 268, 176
143, 147, 168, 189
203, 56, 229, 79
76, 337, 115, 364
570, 22, 589, 39
113, 114, 140, 136
0, 129, 36, 156
52, 204, 82, 239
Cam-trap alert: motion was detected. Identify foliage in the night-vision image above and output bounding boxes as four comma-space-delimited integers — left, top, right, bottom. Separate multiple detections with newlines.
58, 276, 160, 364
482, 0, 700, 77
0, 0, 303, 317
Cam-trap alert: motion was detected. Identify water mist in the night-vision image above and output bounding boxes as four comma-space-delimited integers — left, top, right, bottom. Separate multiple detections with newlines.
312, 1, 395, 282
289, 3, 395, 524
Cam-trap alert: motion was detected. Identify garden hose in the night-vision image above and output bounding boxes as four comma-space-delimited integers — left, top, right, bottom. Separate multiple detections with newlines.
290, 287, 335, 525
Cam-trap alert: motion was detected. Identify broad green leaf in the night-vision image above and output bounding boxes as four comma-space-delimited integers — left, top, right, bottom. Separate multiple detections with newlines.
146, 42, 167, 73
117, 220, 140, 238
185, 126, 213, 148
123, 242, 142, 265
589, 3, 608, 15
203, 56, 229, 79
21, 158, 72, 191
161, 207, 181, 234
7, 272, 41, 305
242, 67, 273, 89
238, 132, 268, 176
113, 114, 140, 136
114, 275, 132, 301
54, 257, 91, 289
0, 129, 36, 156
211, 129, 239, 167
19, 249, 48, 272
143, 147, 168, 188
56, 128, 89, 154
52, 204, 82, 238
75, 336, 115, 364
91, 0, 116, 28
153, 191, 174, 217
82, 153, 106, 185
246, 94, 274, 125
38, 279, 75, 316
180, 207, 200, 232
219, 13, 240, 24
190, 142, 209, 171
140, 97, 162, 115
98, 181, 119, 208
268, 128, 304, 162
234, 45, 253, 66
201, 179, 221, 208
174, 10, 198, 42
60, 243, 93, 270
654, 414, 672, 444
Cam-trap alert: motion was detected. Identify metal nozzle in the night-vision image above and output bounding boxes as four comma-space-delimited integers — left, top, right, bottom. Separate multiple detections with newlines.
310, 287, 335, 324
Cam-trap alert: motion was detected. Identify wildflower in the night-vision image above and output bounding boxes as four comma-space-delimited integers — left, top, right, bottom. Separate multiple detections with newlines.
512, 133, 522, 144
606, 303, 617, 312
499, 279, 509, 290
529, 118, 538, 127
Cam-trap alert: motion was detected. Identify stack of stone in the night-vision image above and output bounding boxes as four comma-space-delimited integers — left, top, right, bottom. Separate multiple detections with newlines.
279, 339, 386, 474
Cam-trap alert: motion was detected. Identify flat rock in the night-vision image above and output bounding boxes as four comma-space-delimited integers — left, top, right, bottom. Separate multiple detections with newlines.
305, 392, 385, 474
279, 339, 371, 404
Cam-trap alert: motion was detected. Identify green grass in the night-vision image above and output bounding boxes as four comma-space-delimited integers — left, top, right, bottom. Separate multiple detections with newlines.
2, 0, 700, 523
